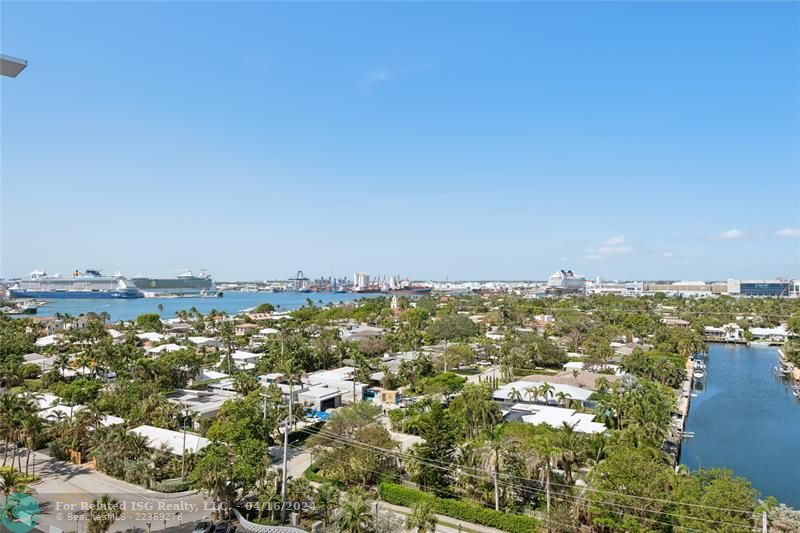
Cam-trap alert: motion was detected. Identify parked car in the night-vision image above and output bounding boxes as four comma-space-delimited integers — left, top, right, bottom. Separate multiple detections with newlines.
192, 522, 213, 533
214, 522, 231, 533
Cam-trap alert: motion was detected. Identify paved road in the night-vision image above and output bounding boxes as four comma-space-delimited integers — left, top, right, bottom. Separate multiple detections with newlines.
21, 450, 211, 533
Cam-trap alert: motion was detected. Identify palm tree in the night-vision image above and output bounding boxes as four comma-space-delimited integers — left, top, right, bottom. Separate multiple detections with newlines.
555, 391, 572, 408
314, 483, 340, 526
21, 415, 44, 476
405, 500, 437, 533
479, 425, 505, 510
87, 494, 122, 533
538, 382, 555, 405
534, 433, 561, 515
335, 488, 373, 533
509, 387, 522, 403
0, 468, 28, 497
524, 386, 539, 404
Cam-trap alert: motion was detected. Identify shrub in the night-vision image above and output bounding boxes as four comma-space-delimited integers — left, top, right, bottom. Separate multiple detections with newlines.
378, 482, 540, 533
150, 478, 191, 493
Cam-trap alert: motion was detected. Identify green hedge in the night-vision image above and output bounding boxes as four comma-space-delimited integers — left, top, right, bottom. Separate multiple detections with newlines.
378, 482, 541, 533
150, 478, 191, 493
303, 464, 345, 490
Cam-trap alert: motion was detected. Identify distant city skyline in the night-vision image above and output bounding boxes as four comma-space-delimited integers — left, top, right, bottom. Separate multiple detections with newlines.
2, 2, 798, 280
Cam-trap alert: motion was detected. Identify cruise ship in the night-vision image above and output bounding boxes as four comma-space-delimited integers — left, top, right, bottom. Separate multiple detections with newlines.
10, 270, 143, 299
131, 270, 215, 294
545, 270, 587, 295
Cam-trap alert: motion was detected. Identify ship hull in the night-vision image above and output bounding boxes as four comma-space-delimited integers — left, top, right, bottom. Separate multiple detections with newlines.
387, 287, 432, 296
132, 277, 214, 291
9, 289, 143, 299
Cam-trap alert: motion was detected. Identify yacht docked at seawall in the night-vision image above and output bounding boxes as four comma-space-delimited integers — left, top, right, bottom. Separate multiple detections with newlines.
9, 269, 143, 299
545, 270, 587, 295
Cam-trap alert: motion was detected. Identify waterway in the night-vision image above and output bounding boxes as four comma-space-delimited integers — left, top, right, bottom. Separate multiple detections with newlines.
681, 343, 800, 507
32, 292, 377, 322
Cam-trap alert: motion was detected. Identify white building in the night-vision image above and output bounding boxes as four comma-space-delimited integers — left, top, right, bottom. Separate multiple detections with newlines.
129, 425, 209, 456
354, 272, 370, 290
703, 323, 744, 342
493, 380, 594, 406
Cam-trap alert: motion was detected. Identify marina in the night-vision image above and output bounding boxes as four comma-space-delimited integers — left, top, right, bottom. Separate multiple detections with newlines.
681, 343, 800, 507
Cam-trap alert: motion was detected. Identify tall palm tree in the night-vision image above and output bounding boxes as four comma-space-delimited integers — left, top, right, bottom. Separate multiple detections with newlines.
335, 488, 373, 533
314, 483, 340, 526
479, 425, 505, 510
405, 500, 437, 533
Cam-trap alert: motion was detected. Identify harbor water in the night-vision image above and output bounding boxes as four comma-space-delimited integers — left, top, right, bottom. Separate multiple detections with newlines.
32, 291, 378, 322
681, 343, 800, 507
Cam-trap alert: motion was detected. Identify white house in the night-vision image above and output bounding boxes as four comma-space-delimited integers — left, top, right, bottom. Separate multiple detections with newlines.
146, 343, 183, 355
704, 323, 745, 342
129, 425, 210, 456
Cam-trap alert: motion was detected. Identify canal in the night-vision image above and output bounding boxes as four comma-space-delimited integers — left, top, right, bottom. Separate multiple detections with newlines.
681, 343, 800, 507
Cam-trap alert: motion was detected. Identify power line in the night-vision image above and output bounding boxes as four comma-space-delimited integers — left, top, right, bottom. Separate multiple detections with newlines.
285, 440, 583, 533
298, 427, 757, 531
298, 424, 760, 527
291, 432, 712, 533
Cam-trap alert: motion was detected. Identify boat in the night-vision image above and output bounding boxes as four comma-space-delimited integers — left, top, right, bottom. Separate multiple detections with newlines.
199, 290, 223, 298
774, 366, 791, 377
9, 270, 143, 299
384, 275, 432, 295
132, 270, 215, 294
545, 270, 587, 295
693, 370, 705, 379
387, 286, 433, 296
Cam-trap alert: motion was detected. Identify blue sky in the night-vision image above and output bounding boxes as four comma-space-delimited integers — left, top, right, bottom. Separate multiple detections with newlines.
2, 2, 798, 281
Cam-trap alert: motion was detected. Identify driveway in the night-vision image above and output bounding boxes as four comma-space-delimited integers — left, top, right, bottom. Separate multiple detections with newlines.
20, 450, 211, 533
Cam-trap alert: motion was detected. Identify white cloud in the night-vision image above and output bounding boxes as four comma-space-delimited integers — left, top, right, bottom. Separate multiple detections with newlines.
584, 255, 604, 261
776, 227, 800, 238
663, 252, 674, 258
594, 235, 632, 255
711, 229, 744, 240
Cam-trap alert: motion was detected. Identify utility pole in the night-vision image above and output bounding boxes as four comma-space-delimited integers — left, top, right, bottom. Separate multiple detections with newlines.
762, 511, 768, 533
181, 405, 188, 480
280, 378, 293, 523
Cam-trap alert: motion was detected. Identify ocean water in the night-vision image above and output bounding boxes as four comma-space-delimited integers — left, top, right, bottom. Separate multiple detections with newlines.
33, 291, 378, 322
681, 343, 800, 507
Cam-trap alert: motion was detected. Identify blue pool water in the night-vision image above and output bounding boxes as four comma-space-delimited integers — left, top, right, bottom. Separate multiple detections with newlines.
681, 343, 800, 507
33, 291, 378, 322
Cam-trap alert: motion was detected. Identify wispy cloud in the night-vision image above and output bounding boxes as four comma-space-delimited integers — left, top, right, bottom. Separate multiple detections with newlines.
597, 235, 632, 255
663, 252, 674, 258
710, 229, 744, 240
362, 63, 431, 86
584, 235, 633, 261
776, 227, 800, 238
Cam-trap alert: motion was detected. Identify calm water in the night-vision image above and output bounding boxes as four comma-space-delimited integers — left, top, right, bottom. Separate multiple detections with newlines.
681, 343, 800, 507
33, 292, 377, 322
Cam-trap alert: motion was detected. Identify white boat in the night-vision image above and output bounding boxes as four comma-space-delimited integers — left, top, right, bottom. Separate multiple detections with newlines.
693, 370, 705, 379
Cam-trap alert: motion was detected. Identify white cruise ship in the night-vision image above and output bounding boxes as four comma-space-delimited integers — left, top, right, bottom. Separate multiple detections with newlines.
546, 270, 587, 294
10, 269, 143, 299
